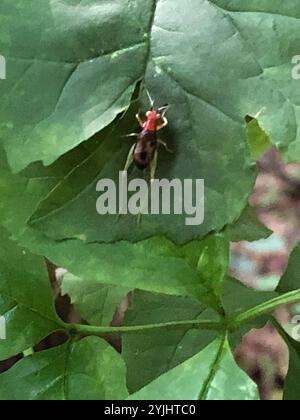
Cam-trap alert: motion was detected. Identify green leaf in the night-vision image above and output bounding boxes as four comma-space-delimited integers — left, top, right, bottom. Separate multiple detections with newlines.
227, 204, 271, 242
0, 337, 128, 400
2, 0, 272, 243
2, 0, 300, 243
222, 277, 278, 319
0, 140, 102, 238
128, 336, 259, 400
0, 147, 216, 303
247, 118, 272, 161
24, 235, 209, 302
277, 244, 300, 293
0, 142, 226, 307
211, 0, 300, 159
3, 0, 300, 172
62, 273, 130, 326
272, 319, 300, 401
222, 277, 278, 348
122, 290, 219, 392
0, 0, 147, 172
0, 227, 61, 361
197, 233, 229, 310
22, 104, 254, 243
27, 102, 139, 229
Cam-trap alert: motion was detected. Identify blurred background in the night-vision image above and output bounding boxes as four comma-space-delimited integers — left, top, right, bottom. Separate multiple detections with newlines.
232, 146, 300, 400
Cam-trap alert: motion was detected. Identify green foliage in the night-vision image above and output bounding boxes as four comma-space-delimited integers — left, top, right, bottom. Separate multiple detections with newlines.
272, 319, 300, 401
0, 338, 128, 400
247, 118, 273, 161
122, 291, 219, 392
227, 204, 271, 242
0, 228, 61, 361
277, 244, 300, 293
62, 273, 130, 327
128, 337, 259, 400
0, 0, 300, 401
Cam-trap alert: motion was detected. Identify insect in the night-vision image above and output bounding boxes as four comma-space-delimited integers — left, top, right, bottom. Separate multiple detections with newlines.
123, 90, 172, 181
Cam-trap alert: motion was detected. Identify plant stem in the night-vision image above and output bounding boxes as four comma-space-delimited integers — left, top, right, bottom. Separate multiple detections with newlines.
62, 319, 223, 336
229, 288, 300, 331
198, 333, 228, 400
60, 288, 300, 337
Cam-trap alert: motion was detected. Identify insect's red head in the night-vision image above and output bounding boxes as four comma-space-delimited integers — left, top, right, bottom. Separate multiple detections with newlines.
144, 109, 161, 131
146, 109, 160, 120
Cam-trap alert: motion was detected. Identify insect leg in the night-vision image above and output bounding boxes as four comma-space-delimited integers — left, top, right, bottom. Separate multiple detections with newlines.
138, 170, 146, 226
158, 139, 174, 154
150, 150, 158, 182
158, 105, 170, 116
157, 116, 168, 130
136, 113, 145, 128
122, 133, 139, 138
123, 144, 135, 172
117, 144, 136, 222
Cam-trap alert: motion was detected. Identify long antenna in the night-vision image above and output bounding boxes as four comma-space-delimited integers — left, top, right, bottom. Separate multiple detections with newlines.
145, 88, 155, 108
158, 105, 170, 117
